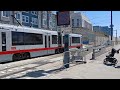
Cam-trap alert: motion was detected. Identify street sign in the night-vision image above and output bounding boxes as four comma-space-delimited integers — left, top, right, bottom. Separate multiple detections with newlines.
61, 27, 72, 34
57, 11, 70, 26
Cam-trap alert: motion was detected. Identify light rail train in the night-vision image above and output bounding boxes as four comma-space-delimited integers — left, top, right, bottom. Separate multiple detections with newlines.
0, 24, 82, 63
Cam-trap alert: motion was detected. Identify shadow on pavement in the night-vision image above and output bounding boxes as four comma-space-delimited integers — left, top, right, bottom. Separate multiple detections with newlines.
104, 64, 113, 66
104, 64, 120, 68
14, 67, 66, 79
115, 66, 120, 68
61, 78, 73, 79
17, 70, 46, 78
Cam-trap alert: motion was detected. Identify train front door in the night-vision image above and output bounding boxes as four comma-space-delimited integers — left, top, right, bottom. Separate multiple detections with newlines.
48, 36, 50, 48
45, 35, 47, 48
1, 32, 6, 51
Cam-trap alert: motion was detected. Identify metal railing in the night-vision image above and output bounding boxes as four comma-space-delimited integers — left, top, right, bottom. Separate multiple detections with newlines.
62, 48, 91, 68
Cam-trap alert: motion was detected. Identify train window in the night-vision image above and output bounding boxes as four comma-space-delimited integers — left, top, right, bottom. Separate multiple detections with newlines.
12, 31, 43, 45
34, 34, 43, 44
52, 35, 57, 44
2, 32, 6, 44
24, 33, 34, 45
24, 33, 43, 45
12, 31, 24, 45
72, 37, 80, 43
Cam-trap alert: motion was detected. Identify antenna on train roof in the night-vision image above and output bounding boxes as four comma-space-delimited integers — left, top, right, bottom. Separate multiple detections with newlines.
11, 15, 22, 26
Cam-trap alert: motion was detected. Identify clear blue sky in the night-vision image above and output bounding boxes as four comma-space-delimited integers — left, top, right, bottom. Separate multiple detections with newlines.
81, 11, 120, 37
53, 11, 120, 37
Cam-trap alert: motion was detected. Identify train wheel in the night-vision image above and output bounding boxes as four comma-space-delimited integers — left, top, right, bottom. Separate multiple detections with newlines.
12, 53, 21, 61
24, 53, 31, 59
59, 49, 61, 53
60, 49, 63, 53
55, 49, 59, 54
62, 48, 64, 52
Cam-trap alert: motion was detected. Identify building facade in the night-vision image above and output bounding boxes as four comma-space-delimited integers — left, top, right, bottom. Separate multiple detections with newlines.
13, 11, 22, 26
101, 26, 111, 36
21, 11, 38, 28
93, 26, 111, 36
41, 11, 48, 29
51, 14, 57, 31
0, 11, 14, 25
38, 11, 42, 28
70, 12, 93, 30
0, 11, 57, 31
48, 11, 53, 30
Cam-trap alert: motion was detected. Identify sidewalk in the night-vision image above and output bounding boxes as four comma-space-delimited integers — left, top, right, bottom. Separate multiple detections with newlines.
39, 44, 120, 79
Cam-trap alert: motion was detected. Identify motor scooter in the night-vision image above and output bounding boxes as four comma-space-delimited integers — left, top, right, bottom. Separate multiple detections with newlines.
103, 48, 119, 67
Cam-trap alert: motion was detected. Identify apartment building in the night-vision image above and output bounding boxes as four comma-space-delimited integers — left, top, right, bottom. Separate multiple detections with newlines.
0, 11, 14, 25
41, 11, 48, 29
71, 12, 93, 30
0, 11, 57, 31
21, 11, 38, 28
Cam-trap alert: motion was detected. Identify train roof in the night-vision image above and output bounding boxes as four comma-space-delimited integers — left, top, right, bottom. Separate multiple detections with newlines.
0, 24, 82, 36
0, 23, 58, 35
69, 33, 82, 37
61, 33, 82, 37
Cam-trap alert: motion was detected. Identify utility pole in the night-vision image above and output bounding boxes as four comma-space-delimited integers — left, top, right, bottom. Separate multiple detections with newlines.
110, 11, 113, 45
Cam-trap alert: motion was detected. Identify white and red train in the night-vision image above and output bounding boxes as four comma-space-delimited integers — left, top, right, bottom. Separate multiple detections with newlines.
0, 24, 82, 63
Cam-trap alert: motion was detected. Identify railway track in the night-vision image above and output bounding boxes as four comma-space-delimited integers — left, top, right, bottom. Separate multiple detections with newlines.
0, 53, 63, 79
0, 53, 62, 70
